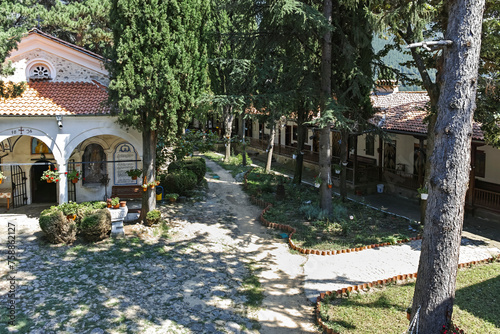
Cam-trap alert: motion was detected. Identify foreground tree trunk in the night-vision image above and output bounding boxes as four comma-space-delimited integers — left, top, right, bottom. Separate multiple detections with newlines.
141, 126, 157, 223
411, 1, 485, 332
265, 122, 276, 173
319, 0, 333, 214
223, 105, 234, 162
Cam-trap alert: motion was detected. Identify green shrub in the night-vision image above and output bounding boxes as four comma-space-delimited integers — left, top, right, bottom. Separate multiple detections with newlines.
58, 201, 80, 216
145, 209, 162, 226
229, 153, 252, 166
39, 209, 77, 244
168, 157, 206, 183
79, 209, 111, 242
160, 169, 197, 195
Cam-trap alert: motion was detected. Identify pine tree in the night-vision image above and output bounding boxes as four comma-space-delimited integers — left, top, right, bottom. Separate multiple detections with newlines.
107, 0, 209, 221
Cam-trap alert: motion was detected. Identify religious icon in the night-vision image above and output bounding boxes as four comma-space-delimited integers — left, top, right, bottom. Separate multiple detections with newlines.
32, 138, 51, 154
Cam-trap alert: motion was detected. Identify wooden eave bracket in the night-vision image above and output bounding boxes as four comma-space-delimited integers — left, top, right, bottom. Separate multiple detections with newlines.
407, 40, 453, 51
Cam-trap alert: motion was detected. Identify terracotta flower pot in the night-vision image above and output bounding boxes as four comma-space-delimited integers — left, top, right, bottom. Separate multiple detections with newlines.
132, 176, 138, 180
47, 179, 52, 183
107, 203, 111, 208
143, 187, 147, 192
120, 201, 126, 207
113, 204, 119, 209
72, 178, 78, 183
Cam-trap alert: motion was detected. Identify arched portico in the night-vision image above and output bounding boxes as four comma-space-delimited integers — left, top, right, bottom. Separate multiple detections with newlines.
0, 117, 142, 206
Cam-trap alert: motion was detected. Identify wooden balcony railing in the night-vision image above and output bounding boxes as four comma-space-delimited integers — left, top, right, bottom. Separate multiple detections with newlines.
474, 188, 500, 212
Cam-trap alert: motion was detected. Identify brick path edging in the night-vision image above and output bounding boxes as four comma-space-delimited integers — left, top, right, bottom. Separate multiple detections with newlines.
314, 255, 500, 334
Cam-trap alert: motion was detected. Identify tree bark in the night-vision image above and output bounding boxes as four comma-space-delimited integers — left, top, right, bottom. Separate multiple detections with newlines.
293, 105, 307, 184
339, 129, 348, 201
411, 1, 485, 332
223, 105, 234, 162
141, 126, 157, 223
319, 0, 333, 214
265, 121, 276, 173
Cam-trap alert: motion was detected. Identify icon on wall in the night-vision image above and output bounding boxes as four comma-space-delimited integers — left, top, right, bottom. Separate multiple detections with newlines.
32, 138, 52, 154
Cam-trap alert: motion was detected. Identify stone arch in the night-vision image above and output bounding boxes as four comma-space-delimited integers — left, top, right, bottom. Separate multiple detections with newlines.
65, 127, 141, 159
25, 58, 56, 80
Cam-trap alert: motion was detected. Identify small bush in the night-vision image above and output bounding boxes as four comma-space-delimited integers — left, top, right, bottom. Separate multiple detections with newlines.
79, 209, 111, 242
168, 157, 206, 183
145, 209, 162, 226
58, 201, 80, 216
39, 208, 77, 244
160, 169, 197, 195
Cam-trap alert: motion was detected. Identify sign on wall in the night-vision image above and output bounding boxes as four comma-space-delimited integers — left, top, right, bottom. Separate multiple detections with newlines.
113, 143, 139, 185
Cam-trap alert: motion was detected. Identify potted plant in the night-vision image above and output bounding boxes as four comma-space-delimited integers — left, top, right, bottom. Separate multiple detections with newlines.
417, 186, 428, 200
106, 198, 112, 208
126, 168, 142, 180
66, 170, 80, 183
165, 193, 179, 202
110, 197, 120, 209
314, 175, 321, 188
142, 184, 148, 191
0, 171, 6, 184
40, 167, 60, 183
333, 164, 341, 174
145, 209, 162, 226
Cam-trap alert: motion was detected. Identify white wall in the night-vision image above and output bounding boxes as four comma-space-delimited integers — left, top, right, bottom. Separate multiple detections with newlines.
0, 116, 142, 204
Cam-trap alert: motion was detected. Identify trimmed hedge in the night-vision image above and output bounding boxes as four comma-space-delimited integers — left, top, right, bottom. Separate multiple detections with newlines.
160, 169, 197, 195
79, 209, 112, 242
39, 202, 110, 244
39, 208, 77, 244
168, 157, 206, 183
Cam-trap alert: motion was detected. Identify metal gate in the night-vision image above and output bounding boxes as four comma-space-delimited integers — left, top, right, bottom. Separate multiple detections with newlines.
67, 160, 76, 202
10, 165, 28, 208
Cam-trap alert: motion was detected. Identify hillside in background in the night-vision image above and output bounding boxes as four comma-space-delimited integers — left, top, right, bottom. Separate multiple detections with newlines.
373, 36, 435, 92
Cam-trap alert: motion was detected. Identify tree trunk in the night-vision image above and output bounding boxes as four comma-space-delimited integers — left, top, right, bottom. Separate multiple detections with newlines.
223, 105, 234, 162
319, 0, 333, 215
411, 1, 485, 332
141, 126, 157, 223
239, 115, 247, 166
293, 104, 307, 184
265, 122, 276, 173
339, 129, 348, 201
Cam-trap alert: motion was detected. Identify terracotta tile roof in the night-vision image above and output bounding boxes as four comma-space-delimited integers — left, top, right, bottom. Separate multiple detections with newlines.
0, 81, 110, 116
370, 91, 484, 140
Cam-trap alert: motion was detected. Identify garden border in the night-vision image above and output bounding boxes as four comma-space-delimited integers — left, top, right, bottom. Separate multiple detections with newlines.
313, 255, 500, 334
244, 171, 422, 256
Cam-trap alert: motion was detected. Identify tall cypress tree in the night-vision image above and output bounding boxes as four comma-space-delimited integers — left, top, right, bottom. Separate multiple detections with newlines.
107, 0, 208, 220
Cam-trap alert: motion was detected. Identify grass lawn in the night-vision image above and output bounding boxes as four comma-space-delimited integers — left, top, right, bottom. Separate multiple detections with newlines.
241, 167, 422, 251
319, 261, 500, 333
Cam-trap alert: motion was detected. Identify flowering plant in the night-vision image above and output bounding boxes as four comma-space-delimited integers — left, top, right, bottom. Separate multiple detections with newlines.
0, 171, 6, 180
440, 323, 465, 334
66, 170, 80, 180
40, 168, 60, 182
314, 175, 322, 185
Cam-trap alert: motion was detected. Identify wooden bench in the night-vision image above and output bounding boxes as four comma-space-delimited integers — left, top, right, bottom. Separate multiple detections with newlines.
0, 192, 11, 211
111, 186, 142, 213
